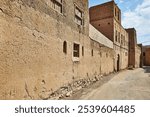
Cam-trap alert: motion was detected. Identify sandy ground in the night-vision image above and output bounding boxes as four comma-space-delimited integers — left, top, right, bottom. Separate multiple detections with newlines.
66, 66, 150, 100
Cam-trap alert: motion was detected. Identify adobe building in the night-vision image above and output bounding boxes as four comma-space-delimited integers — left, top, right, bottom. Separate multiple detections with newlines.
143, 46, 150, 66
89, 24, 114, 75
138, 44, 143, 67
0, 0, 114, 99
89, 0, 129, 71
126, 28, 142, 68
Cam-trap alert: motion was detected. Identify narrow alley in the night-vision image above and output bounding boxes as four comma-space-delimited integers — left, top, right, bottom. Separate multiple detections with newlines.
70, 67, 150, 100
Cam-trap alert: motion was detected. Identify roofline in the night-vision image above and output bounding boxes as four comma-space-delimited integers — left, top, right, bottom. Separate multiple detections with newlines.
89, 0, 121, 11
90, 0, 114, 8
126, 28, 136, 31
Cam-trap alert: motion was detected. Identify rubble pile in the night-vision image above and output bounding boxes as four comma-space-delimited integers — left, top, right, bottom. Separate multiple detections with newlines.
44, 75, 104, 100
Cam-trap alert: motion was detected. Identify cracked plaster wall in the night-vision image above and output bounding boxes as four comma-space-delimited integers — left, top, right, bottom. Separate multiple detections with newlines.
0, 0, 114, 99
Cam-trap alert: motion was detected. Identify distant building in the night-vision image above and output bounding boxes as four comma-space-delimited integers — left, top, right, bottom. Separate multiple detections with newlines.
138, 44, 143, 67
143, 46, 150, 66
89, 1, 129, 71
126, 28, 142, 68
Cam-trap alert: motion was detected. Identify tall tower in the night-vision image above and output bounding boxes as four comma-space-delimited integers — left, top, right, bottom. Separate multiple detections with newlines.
89, 1, 121, 41
89, 1, 129, 71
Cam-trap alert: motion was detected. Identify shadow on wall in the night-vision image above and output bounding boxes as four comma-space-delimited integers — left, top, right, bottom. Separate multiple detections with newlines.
143, 66, 150, 73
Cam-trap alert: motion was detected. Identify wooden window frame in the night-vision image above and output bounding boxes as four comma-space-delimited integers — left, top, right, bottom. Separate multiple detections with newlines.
74, 5, 84, 26
50, 0, 63, 14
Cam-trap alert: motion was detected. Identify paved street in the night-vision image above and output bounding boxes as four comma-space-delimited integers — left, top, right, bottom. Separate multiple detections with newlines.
78, 67, 150, 100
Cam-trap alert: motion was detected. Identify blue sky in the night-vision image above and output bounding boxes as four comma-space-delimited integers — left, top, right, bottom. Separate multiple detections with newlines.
89, 0, 150, 45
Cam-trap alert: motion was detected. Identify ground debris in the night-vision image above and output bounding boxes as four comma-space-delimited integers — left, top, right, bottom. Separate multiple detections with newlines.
48, 74, 106, 100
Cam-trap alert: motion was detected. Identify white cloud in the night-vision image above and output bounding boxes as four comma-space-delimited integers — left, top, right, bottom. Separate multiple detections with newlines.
119, 0, 124, 3
122, 0, 150, 45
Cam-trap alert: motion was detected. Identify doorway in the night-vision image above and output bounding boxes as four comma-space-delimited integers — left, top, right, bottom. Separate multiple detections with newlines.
117, 54, 120, 71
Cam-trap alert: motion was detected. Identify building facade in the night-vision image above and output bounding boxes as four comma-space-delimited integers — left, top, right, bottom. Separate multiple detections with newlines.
0, 0, 114, 99
89, 1, 129, 71
89, 24, 114, 75
138, 44, 143, 68
143, 46, 150, 66
126, 28, 142, 68
0, 0, 144, 100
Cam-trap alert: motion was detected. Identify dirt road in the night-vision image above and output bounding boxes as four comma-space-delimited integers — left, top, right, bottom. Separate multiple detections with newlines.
71, 67, 150, 100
